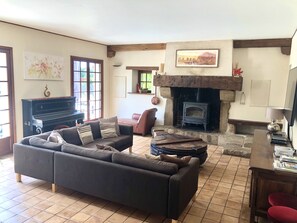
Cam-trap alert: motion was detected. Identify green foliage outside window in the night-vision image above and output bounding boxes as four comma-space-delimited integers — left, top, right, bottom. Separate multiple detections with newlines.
139, 71, 152, 91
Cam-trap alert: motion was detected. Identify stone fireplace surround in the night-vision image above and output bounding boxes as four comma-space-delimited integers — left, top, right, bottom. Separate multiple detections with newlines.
153, 75, 252, 158
153, 75, 243, 133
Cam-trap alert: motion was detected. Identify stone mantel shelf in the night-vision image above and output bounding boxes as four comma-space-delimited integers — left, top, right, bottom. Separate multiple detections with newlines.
153, 75, 243, 91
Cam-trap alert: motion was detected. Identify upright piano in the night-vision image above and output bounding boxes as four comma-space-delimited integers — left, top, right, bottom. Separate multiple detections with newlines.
22, 96, 84, 137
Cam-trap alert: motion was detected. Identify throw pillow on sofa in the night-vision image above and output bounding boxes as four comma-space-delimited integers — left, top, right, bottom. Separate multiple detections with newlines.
77, 125, 94, 145
112, 152, 178, 175
160, 154, 191, 168
96, 144, 119, 152
100, 116, 120, 136
100, 122, 118, 139
144, 154, 177, 160
47, 130, 66, 144
29, 137, 63, 151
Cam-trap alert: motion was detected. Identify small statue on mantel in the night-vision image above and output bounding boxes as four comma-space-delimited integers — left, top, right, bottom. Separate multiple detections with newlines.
44, 84, 51, 97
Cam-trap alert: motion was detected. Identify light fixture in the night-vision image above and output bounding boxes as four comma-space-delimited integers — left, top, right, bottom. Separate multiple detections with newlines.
266, 107, 284, 133
112, 62, 122, 67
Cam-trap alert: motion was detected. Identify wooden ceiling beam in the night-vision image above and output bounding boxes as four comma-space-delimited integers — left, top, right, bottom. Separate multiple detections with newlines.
107, 43, 166, 58
233, 38, 292, 55
126, 66, 159, 71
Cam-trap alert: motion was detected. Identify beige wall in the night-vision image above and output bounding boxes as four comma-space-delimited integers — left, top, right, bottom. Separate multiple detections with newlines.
109, 41, 290, 126
109, 50, 165, 124
165, 40, 233, 76
0, 22, 108, 141
230, 48, 290, 121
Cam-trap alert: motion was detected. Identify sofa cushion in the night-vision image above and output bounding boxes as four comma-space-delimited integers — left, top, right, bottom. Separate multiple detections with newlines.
20, 132, 51, 145
29, 137, 62, 151
100, 116, 120, 136
100, 135, 131, 149
61, 126, 82, 145
47, 130, 66, 144
112, 152, 178, 175
160, 154, 191, 168
100, 122, 118, 139
82, 140, 115, 149
77, 125, 94, 145
61, 143, 113, 162
86, 120, 101, 139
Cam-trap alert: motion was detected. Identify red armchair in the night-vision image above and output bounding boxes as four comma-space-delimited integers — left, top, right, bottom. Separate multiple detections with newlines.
118, 108, 157, 136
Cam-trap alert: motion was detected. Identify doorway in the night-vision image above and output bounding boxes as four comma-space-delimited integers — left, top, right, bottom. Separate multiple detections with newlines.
0, 46, 15, 156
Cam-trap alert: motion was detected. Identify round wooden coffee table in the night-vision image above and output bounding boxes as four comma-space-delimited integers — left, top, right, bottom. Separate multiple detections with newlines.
150, 132, 208, 165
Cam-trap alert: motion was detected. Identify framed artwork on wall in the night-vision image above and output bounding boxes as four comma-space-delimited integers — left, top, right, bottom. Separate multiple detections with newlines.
24, 52, 64, 80
176, 49, 219, 68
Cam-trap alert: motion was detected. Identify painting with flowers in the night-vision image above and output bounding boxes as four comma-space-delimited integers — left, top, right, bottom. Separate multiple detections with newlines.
24, 52, 64, 80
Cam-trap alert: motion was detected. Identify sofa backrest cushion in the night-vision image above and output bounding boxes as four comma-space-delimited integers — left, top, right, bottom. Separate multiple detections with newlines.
61, 143, 113, 162
20, 132, 51, 145
85, 120, 101, 139
29, 137, 62, 151
61, 126, 82, 145
112, 152, 178, 175
47, 130, 66, 144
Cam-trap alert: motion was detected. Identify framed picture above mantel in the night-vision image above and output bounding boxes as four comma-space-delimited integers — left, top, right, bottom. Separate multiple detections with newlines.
176, 49, 219, 68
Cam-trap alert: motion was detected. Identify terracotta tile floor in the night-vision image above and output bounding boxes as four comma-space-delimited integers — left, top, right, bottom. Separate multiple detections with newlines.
0, 135, 263, 223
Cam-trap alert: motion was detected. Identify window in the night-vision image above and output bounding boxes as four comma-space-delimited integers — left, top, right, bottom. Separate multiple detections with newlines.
71, 56, 103, 121
138, 70, 152, 92
0, 46, 15, 155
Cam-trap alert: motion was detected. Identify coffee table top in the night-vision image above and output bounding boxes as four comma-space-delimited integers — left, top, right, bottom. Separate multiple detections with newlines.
151, 132, 207, 152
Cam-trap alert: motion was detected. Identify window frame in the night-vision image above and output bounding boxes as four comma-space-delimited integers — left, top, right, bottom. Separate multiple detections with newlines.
138, 70, 152, 92
70, 56, 104, 121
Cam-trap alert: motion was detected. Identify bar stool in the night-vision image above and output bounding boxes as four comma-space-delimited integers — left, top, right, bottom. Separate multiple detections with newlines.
268, 192, 297, 209
268, 206, 297, 223
267, 192, 297, 223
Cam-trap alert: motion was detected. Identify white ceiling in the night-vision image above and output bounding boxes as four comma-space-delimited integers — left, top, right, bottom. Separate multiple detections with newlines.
0, 0, 296, 45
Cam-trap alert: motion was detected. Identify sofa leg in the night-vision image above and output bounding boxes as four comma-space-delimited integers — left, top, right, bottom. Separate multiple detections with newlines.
16, 173, 21, 182
192, 193, 196, 202
52, 184, 56, 193
129, 147, 132, 153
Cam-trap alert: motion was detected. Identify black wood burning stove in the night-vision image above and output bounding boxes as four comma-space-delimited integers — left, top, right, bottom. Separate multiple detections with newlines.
182, 102, 209, 130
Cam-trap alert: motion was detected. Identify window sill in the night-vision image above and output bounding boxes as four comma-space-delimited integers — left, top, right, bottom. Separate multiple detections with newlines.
128, 92, 154, 95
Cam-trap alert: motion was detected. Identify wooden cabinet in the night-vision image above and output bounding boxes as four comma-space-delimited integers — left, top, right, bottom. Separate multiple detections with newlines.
249, 130, 297, 222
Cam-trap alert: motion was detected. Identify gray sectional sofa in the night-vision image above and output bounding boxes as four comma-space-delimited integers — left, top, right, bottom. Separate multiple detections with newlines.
13, 120, 200, 221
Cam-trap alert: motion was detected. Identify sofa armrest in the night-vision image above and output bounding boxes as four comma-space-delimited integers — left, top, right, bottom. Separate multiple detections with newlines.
167, 158, 200, 220
13, 143, 55, 183
119, 124, 133, 136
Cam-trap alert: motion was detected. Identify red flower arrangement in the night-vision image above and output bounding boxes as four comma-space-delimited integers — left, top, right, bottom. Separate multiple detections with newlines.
233, 63, 243, 77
